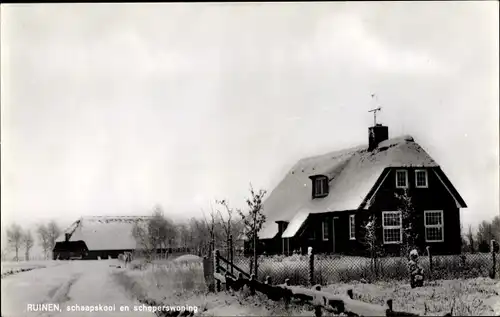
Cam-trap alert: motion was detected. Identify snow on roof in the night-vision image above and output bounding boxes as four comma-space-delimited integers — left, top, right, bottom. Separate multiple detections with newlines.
55, 216, 152, 251
281, 209, 310, 238
259, 135, 438, 239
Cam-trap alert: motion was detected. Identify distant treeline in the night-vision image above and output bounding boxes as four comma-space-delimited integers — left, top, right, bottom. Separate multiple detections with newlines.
2, 220, 62, 261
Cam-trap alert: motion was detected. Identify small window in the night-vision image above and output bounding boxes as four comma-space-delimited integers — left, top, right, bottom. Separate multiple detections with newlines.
396, 170, 408, 188
314, 177, 328, 197
322, 220, 329, 241
349, 215, 356, 240
415, 170, 428, 188
424, 210, 444, 242
382, 211, 402, 244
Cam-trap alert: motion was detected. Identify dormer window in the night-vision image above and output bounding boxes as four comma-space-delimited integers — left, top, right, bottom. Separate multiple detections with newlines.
311, 175, 329, 198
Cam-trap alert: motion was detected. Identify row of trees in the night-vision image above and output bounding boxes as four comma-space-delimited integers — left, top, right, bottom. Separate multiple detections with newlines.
462, 215, 500, 253
3, 220, 62, 262
131, 185, 267, 265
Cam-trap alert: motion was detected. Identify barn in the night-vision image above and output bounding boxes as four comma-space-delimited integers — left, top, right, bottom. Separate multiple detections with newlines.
53, 216, 151, 260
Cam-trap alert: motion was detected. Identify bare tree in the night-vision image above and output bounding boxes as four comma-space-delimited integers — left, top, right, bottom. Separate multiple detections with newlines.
47, 220, 62, 251
155, 206, 177, 257
189, 217, 210, 256
493, 216, 500, 241
132, 219, 156, 262
395, 189, 419, 257
361, 214, 383, 276
202, 206, 220, 255
22, 229, 35, 261
238, 184, 266, 278
132, 207, 178, 262
149, 206, 167, 258
231, 217, 246, 255
37, 224, 51, 260
215, 199, 240, 258
174, 222, 189, 251
476, 216, 500, 252
7, 223, 23, 262
466, 224, 475, 253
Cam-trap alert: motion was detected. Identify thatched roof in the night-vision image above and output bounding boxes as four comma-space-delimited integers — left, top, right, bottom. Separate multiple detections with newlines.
55, 216, 151, 251
259, 135, 466, 239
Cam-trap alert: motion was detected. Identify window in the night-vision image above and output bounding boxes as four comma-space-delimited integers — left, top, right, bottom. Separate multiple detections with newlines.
382, 211, 402, 244
314, 177, 328, 197
322, 220, 329, 240
349, 215, 356, 240
396, 170, 408, 188
415, 170, 428, 188
424, 210, 444, 242
309, 229, 316, 240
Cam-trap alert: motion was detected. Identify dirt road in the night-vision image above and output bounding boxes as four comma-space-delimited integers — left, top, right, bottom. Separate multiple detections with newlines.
1, 260, 154, 317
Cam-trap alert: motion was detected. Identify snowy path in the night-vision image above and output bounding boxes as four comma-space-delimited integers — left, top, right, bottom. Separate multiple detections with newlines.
1, 260, 154, 317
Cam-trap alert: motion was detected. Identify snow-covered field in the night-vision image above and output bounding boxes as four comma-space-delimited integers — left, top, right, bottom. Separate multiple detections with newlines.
116, 257, 500, 316
1, 260, 63, 277
1, 260, 154, 317
2, 258, 499, 316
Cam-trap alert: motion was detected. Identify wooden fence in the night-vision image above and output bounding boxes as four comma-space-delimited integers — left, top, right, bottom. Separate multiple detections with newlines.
208, 248, 454, 317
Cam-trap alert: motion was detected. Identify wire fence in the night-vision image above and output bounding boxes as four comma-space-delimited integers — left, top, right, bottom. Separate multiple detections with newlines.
231, 248, 499, 286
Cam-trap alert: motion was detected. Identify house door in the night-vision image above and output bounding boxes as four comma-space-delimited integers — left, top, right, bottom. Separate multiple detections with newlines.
332, 217, 339, 253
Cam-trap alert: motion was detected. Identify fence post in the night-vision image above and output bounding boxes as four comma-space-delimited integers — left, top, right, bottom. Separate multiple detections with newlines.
203, 256, 215, 292
214, 249, 221, 292
249, 274, 256, 295
254, 245, 259, 281
491, 239, 497, 279
308, 246, 314, 286
249, 256, 254, 275
229, 234, 234, 276
426, 246, 433, 280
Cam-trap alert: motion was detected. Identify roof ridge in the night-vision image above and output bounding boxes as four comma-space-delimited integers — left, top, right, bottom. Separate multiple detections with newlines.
82, 215, 151, 218
295, 134, 415, 165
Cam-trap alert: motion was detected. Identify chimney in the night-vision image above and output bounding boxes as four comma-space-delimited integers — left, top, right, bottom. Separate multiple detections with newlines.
276, 221, 289, 235
65, 233, 70, 242
368, 124, 389, 151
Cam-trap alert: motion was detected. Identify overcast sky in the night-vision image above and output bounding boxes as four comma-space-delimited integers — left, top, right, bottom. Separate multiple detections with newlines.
1, 2, 499, 235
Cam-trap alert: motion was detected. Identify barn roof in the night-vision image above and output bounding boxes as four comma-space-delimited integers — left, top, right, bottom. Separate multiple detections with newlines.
259, 135, 453, 239
55, 216, 152, 251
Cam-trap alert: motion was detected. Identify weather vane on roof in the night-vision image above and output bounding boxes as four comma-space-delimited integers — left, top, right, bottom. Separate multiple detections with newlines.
369, 93, 382, 126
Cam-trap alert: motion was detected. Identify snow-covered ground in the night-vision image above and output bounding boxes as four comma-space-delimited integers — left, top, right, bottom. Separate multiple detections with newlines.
1, 260, 60, 269
3, 258, 499, 317
1, 260, 63, 277
115, 259, 500, 316
1, 260, 154, 317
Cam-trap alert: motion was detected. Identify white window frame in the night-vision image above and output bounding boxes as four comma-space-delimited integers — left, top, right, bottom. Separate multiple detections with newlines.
395, 170, 408, 189
315, 177, 327, 196
349, 215, 356, 240
322, 220, 329, 241
382, 211, 402, 244
415, 169, 428, 188
424, 210, 444, 242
